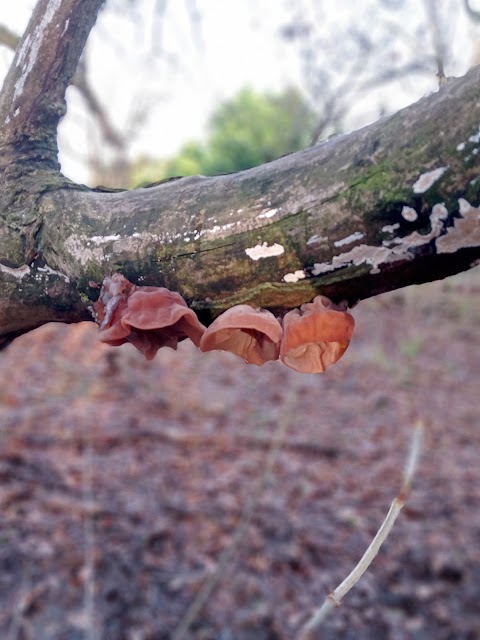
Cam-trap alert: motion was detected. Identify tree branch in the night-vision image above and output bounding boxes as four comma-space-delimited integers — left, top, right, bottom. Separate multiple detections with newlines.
0, 0, 479, 349
0, 21, 126, 153
41, 68, 480, 307
0, 0, 105, 170
0, 25, 19, 50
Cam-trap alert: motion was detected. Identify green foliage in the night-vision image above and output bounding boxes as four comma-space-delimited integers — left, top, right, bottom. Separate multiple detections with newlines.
202, 87, 317, 175
131, 87, 317, 185
164, 141, 206, 178
130, 157, 167, 188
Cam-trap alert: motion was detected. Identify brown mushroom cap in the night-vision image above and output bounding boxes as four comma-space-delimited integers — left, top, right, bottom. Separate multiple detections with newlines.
280, 295, 354, 373
199, 304, 283, 365
93, 274, 205, 359
122, 288, 206, 347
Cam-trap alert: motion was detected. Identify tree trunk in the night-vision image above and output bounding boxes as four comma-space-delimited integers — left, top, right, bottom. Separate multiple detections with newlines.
1, 0, 480, 349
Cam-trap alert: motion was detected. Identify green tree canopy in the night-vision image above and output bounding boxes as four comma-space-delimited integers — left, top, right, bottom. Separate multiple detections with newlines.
132, 87, 317, 185
201, 87, 317, 174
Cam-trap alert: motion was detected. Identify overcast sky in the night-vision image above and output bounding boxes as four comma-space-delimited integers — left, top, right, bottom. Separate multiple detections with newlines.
1, 0, 479, 183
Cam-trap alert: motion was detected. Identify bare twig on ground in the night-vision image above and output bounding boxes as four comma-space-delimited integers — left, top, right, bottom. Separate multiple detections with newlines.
297, 419, 424, 639
14, 426, 341, 458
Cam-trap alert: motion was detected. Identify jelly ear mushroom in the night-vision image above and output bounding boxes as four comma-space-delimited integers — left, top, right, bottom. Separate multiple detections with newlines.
280, 295, 354, 373
92, 273, 134, 343
92, 274, 205, 360
200, 305, 283, 365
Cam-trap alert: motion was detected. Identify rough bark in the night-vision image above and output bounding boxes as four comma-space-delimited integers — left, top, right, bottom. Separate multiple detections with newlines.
0, 24, 126, 152
1, 0, 480, 349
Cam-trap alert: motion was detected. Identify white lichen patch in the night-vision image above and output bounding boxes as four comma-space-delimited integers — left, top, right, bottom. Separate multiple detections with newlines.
468, 126, 480, 144
311, 262, 335, 276
0, 263, 30, 279
311, 203, 450, 277
65, 235, 107, 266
312, 245, 403, 276
412, 167, 448, 194
66, 232, 161, 266
13, 0, 62, 101
334, 231, 365, 248
201, 222, 236, 239
459, 197, 473, 215
37, 265, 70, 282
307, 234, 328, 245
400, 203, 448, 247
381, 223, 400, 233
436, 199, 480, 254
90, 234, 121, 245
382, 203, 447, 249
401, 206, 418, 222
283, 270, 306, 283
13, 33, 31, 101
245, 242, 285, 261
258, 208, 279, 219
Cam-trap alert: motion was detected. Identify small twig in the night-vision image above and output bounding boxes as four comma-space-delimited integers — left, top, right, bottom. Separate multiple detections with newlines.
422, 0, 448, 86
298, 419, 424, 639
11, 425, 341, 459
7, 576, 52, 640
0, 25, 19, 51
82, 408, 99, 640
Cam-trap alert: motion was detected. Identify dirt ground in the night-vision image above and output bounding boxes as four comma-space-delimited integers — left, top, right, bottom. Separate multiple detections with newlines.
1, 269, 480, 640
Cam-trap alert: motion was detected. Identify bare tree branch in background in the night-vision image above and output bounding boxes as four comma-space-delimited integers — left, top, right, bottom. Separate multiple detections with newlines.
73, 59, 126, 151
0, 1, 177, 189
422, 0, 448, 84
0, 24, 19, 50
280, 0, 469, 142
464, 0, 480, 23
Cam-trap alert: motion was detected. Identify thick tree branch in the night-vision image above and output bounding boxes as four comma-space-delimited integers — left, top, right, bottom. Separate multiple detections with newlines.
0, 0, 479, 348
40, 68, 480, 311
0, 24, 126, 152
0, 0, 104, 170
1, 66, 480, 347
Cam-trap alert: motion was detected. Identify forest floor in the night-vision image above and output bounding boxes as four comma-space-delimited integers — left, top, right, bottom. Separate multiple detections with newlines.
1, 269, 480, 640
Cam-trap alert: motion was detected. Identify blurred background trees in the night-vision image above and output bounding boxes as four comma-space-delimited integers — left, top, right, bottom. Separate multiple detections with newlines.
131, 87, 317, 185
2, 0, 480, 189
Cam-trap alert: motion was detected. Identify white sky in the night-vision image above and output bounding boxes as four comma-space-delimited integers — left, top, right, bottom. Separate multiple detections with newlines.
1, 0, 480, 183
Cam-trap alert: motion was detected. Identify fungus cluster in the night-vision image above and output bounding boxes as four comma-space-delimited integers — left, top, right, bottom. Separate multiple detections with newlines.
93, 274, 354, 373
92, 274, 205, 360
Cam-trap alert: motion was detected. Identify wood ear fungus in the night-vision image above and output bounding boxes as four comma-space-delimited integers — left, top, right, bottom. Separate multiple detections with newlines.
93, 277, 354, 372
93, 274, 205, 360
280, 295, 354, 373
199, 304, 283, 365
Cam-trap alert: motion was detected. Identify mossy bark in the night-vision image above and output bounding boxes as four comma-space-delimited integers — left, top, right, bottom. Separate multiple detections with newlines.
1, 0, 480, 348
